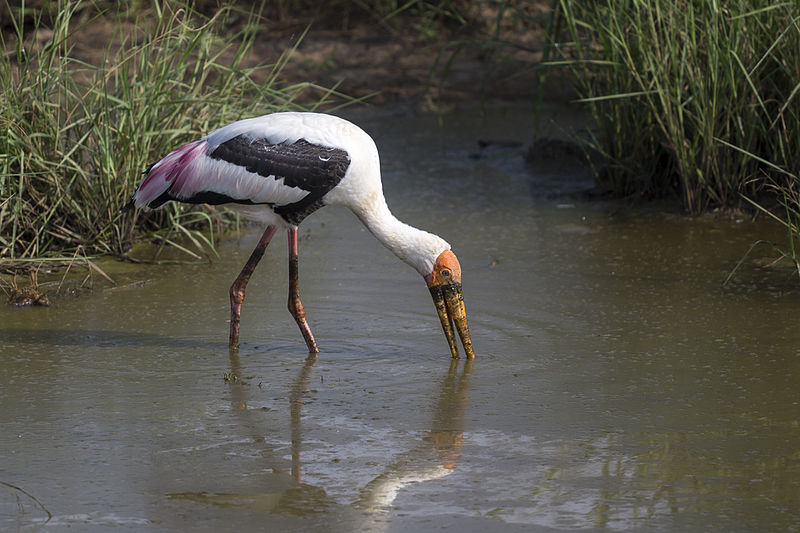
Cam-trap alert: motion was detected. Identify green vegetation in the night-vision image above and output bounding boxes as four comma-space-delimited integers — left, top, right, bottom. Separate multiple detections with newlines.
547, 1, 800, 216
5, 0, 800, 274
0, 0, 346, 266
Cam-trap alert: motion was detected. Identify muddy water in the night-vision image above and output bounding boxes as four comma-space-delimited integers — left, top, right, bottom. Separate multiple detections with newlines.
3, 103, 800, 531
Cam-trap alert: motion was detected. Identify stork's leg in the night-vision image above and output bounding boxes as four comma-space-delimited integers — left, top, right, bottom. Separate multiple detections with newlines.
288, 227, 319, 353
229, 225, 278, 348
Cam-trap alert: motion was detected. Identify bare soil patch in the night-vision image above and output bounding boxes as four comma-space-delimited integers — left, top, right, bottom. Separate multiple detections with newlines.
35, 4, 555, 106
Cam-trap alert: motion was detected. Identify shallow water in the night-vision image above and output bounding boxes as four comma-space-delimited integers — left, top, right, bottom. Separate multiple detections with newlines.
3, 103, 800, 532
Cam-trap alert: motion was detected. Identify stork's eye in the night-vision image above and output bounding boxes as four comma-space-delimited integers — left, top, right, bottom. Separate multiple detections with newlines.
441, 269, 451, 277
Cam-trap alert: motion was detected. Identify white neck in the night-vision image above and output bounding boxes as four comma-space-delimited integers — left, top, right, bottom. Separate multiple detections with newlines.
352, 197, 450, 277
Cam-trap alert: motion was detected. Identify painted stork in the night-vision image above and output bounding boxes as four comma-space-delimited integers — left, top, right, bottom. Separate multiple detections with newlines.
124, 112, 475, 359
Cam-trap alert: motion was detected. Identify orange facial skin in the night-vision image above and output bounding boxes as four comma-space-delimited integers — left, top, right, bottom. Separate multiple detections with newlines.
426, 250, 462, 288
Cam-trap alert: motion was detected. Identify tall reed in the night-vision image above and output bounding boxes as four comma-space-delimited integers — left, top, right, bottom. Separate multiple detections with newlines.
550, 1, 800, 214
0, 0, 343, 263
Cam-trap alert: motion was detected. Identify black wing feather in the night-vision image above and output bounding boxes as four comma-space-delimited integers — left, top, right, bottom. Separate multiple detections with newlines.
207, 135, 350, 225
209, 136, 349, 193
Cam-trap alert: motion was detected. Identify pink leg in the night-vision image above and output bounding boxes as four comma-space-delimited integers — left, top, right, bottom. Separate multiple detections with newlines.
229, 225, 278, 348
288, 228, 319, 353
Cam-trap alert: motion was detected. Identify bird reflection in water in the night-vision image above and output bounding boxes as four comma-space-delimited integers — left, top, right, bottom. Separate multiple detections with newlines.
225, 348, 319, 487
165, 351, 327, 513
186, 350, 473, 514
355, 358, 473, 512
429, 358, 473, 470
290, 353, 318, 484
285, 354, 474, 502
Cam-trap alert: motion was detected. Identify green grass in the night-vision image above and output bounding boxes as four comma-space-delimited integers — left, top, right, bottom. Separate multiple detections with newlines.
0, 0, 348, 267
547, 0, 800, 215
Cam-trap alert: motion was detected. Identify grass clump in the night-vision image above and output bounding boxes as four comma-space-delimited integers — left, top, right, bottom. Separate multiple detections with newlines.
548, 1, 800, 214
0, 0, 344, 265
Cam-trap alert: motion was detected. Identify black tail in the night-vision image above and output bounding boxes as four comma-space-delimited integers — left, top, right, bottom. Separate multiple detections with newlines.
120, 197, 135, 214
120, 164, 156, 214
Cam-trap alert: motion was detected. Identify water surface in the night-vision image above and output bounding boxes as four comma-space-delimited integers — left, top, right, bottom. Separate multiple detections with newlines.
2, 103, 800, 531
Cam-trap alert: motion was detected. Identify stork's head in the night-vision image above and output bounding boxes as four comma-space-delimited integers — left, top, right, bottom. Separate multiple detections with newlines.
425, 250, 475, 359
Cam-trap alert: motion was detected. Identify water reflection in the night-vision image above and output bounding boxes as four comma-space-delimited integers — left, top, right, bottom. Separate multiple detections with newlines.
220, 348, 318, 487
289, 353, 317, 484
356, 359, 473, 512
166, 351, 333, 514
168, 352, 474, 519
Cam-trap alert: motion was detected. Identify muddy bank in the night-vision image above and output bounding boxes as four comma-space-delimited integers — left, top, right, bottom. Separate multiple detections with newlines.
7, 2, 560, 105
